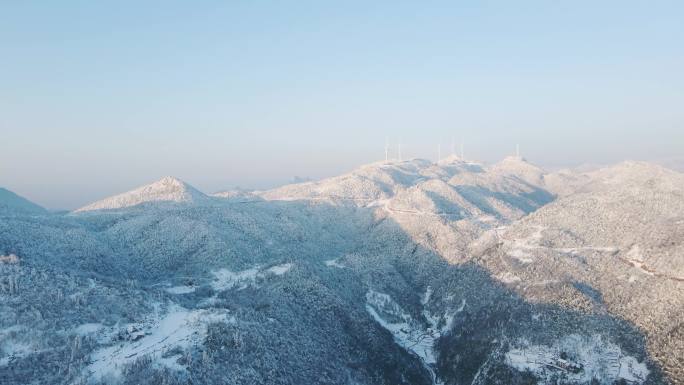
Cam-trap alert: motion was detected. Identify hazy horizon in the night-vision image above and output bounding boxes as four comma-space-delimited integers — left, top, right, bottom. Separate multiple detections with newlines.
2, 1, 683, 209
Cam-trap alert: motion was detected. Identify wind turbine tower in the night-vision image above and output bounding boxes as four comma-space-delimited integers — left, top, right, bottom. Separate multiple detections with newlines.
460, 142, 464, 160
398, 141, 402, 161
385, 137, 389, 162
438, 144, 441, 162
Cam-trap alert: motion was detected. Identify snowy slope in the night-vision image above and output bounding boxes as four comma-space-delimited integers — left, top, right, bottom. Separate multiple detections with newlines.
75, 177, 211, 212
259, 160, 427, 202
488, 156, 546, 187
505, 334, 649, 384
475, 161, 684, 381
260, 157, 554, 223
0, 188, 46, 215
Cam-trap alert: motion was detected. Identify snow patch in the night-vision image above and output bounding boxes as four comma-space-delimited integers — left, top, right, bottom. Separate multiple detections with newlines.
496, 271, 522, 284
0, 326, 32, 366
324, 259, 346, 268
365, 288, 457, 385
508, 248, 535, 264
211, 263, 293, 291
421, 286, 433, 305
266, 263, 292, 275
556, 246, 619, 254
505, 334, 649, 384
0, 340, 32, 367
74, 323, 103, 336
503, 225, 620, 266
85, 305, 231, 382
504, 226, 546, 263
212, 267, 261, 291
366, 198, 391, 208
624, 245, 654, 276
165, 285, 196, 294
365, 290, 437, 364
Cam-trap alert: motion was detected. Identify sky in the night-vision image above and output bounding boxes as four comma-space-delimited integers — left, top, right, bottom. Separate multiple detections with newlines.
1, 1, 683, 209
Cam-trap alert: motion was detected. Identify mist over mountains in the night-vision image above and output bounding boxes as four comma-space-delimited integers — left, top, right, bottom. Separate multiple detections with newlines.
1, 156, 682, 385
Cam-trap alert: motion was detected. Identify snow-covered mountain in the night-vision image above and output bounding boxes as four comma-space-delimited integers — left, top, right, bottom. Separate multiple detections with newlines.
259, 159, 433, 202
470, 161, 684, 381
258, 157, 553, 222
76, 176, 211, 212
1, 158, 681, 385
488, 155, 546, 186
0, 187, 46, 215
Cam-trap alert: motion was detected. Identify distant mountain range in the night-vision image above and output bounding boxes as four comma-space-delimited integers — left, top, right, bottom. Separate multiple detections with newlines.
1, 157, 682, 385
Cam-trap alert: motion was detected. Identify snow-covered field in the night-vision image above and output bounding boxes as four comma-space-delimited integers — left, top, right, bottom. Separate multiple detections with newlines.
165, 285, 197, 294
84, 305, 232, 382
505, 334, 649, 384
0, 326, 32, 367
211, 263, 293, 291
324, 258, 345, 268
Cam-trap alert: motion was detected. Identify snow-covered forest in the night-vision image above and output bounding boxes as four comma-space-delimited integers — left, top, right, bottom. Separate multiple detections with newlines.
1, 157, 682, 385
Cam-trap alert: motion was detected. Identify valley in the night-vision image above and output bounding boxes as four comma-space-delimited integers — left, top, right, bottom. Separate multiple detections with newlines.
1, 157, 682, 384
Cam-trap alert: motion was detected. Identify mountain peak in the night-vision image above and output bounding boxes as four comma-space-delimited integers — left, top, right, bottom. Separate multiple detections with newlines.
488, 156, 546, 186
491, 155, 543, 172
499, 155, 529, 163
75, 176, 209, 212
157, 175, 186, 185
148, 176, 194, 191
586, 160, 684, 190
437, 154, 467, 165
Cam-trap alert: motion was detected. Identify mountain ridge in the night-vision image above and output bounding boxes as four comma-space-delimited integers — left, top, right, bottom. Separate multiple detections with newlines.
1, 158, 682, 384
75, 176, 211, 212
0, 187, 47, 214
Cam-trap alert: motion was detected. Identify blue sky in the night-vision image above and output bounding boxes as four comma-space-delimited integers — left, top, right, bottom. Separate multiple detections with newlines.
2, 1, 683, 209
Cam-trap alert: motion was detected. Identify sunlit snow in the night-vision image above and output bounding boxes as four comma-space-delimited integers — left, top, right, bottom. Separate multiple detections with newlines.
505, 334, 650, 384
86, 305, 231, 382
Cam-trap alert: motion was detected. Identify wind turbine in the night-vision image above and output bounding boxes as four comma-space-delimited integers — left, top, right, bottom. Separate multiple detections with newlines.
398, 140, 402, 162
438, 144, 441, 163
385, 137, 389, 162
